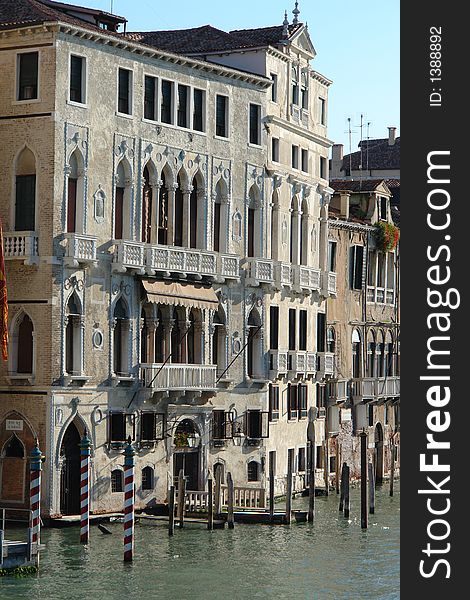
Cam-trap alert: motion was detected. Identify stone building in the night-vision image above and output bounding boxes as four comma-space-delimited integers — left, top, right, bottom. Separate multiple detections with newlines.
0, 0, 334, 516
326, 179, 400, 481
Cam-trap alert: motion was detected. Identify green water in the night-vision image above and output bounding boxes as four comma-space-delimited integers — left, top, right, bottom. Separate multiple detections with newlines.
0, 484, 399, 600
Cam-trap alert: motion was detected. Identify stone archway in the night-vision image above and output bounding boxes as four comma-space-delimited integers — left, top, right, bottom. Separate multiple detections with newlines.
375, 422, 384, 484
59, 420, 81, 515
172, 418, 201, 491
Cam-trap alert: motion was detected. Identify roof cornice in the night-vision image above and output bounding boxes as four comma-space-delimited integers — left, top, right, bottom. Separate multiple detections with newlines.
265, 114, 334, 148
328, 219, 372, 233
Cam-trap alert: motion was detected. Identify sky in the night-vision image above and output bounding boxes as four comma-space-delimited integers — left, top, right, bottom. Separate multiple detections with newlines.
70, 0, 400, 152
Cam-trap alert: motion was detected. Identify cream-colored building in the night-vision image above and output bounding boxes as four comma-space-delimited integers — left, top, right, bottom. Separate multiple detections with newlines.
0, 0, 335, 516
326, 179, 400, 481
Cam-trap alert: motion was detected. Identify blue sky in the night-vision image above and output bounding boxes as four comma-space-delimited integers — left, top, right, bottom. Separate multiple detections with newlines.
72, 0, 400, 151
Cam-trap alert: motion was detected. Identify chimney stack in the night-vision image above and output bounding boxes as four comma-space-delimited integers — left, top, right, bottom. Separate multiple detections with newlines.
388, 127, 397, 146
332, 144, 344, 161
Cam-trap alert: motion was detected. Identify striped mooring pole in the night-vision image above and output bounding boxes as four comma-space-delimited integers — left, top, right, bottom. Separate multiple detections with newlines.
79, 429, 92, 544
29, 440, 42, 547
123, 436, 135, 562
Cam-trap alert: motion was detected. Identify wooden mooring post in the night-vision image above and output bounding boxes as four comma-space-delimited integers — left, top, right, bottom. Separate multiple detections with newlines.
343, 465, 350, 519
335, 445, 341, 495
227, 472, 235, 529
368, 462, 375, 515
214, 468, 222, 517
339, 462, 346, 512
285, 457, 293, 525
323, 440, 329, 496
308, 441, 315, 522
207, 478, 214, 531
269, 453, 275, 522
177, 469, 185, 529
360, 429, 368, 529
168, 485, 175, 536
390, 442, 395, 497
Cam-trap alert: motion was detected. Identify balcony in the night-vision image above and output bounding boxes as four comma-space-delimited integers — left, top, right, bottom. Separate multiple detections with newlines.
316, 352, 335, 378
288, 351, 316, 376
290, 104, 310, 129
327, 379, 349, 404
2, 232, 38, 265
273, 262, 293, 289
292, 265, 321, 294
112, 240, 239, 281
140, 363, 217, 393
367, 286, 395, 305
269, 350, 288, 378
64, 233, 97, 267
327, 272, 337, 297
244, 258, 274, 287
352, 376, 400, 402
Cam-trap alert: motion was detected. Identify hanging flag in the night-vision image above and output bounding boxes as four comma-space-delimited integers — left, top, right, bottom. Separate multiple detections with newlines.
0, 220, 8, 361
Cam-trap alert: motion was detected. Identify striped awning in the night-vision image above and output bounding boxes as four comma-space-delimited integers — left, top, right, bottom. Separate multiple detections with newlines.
142, 280, 218, 311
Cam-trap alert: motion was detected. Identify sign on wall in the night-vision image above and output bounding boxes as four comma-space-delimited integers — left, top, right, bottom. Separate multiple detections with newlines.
6, 419, 23, 431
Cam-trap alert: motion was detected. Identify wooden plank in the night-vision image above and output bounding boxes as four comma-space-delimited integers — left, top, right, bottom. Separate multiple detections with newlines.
343, 465, 350, 519
178, 469, 185, 529
207, 478, 214, 531
168, 485, 175, 536
285, 456, 293, 525
227, 472, 234, 529
269, 453, 275, 523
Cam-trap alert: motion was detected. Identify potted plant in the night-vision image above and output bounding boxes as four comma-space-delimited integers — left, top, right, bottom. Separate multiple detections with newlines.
372, 221, 400, 252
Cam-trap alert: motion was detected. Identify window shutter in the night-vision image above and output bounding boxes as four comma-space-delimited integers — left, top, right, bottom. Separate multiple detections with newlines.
261, 412, 270, 438
224, 411, 234, 439
15, 175, 36, 231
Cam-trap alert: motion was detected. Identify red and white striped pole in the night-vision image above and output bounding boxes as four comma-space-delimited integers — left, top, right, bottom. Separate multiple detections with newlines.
79, 429, 92, 544
29, 440, 42, 547
123, 436, 135, 562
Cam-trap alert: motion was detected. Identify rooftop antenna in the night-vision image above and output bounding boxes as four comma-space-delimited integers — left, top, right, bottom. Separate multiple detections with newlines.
358, 113, 364, 184
366, 121, 371, 173
110, 1, 113, 13
282, 10, 289, 37
347, 117, 352, 176
293, 1, 300, 24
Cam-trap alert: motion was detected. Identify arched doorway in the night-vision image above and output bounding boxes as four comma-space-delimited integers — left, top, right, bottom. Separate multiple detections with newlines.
375, 422, 384, 484
173, 418, 200, 490
60, 421, 81, 515
1, 435, 26, 502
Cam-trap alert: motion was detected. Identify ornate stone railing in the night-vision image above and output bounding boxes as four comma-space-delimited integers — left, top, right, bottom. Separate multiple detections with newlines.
64, 233, 97, 266
112, 240, 145, 273
245, 258, 275, 286
269, 350, 288, 376
317, 352, 335, 377
140, 363, 217, 391
292, 265, 321, 293
328, 379, 349, 403
288, 351, 316, 375
352, 376, 400, 400
2, 232, 38, 264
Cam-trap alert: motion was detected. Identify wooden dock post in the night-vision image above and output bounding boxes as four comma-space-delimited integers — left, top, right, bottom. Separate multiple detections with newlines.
214, 468, 222, 517
269, 453, 275, 522
360, 429, 368, 529
168, 485, 175, 536
178, 469, 185, 529
0, 529, 4, 567
79, 429, 91, 544
308, 442, 315, 522
29, 440, 42, 548
339, 462, 346, 512
343, 465, 350, 519
123, 437, 136, 562
227, 472, 235, 529
285, 456, 293, 525
368, 462, 375, 514
335, 445, 341, 495
207, 478, 214, 530
324, 440, 330, 496
390, 442, 395, 497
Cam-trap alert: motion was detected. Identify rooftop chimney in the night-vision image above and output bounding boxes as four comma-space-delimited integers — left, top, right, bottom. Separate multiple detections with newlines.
332, 144, 343, 161
388, 127, 397, 146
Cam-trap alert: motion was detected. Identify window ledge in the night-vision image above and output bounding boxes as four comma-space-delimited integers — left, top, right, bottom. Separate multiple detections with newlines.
67, 100, 88, 109
110, 374, 136, 387
213, 134, 230, 142
63, 375, 90, 387
12, 98, 41, 106
5, 373, 34, 385
247, 142, 262, 150
115, 111, 134, 119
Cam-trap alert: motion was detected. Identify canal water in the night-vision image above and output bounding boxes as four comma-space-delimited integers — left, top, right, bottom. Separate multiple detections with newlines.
0, 483, 399, 600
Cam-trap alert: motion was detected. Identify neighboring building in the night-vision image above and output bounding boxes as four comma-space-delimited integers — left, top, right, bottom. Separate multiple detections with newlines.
0, 0, 334, 516
326, 178, 400, 481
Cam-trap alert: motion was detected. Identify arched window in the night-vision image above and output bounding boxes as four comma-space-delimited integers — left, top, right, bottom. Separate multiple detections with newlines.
270, 189, 280, 260
190, 177, 198, 249
300, 198, 309, 265
114, 158, 132, 240
301, 70, 309, 110
111, 469, 123, 493
4, 435, 24, 458
214, 462, 225, 485
212, 307, 227, 375
247, 185, 262, 258
367, 330, 376, 378
15, 147, 36, 231
352, 329, 361, 378
291, 66, 299, 105
17, 313, 34, 374
155, 308, 164, 363
386, 331, 395, 376
141, 165, 152, 243
290, 196, 301, 264
140, 308, 148, 363
213, 178, 228, 253
247, 307, 263, 379
158, 171, 169, 245
1, 433, 26, 503
65, 293, 82, 376
113, 298, 129, 376
141, 466, 154, 491
247, 460, 261, 482
378, 331, 386, 378
67, 149, 84, 234
174, 173, 184, 247
170, 308, 182, 364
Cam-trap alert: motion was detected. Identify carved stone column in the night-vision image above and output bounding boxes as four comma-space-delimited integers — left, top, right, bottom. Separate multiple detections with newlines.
181, 186, 193, 248
167, 183, 178, 246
